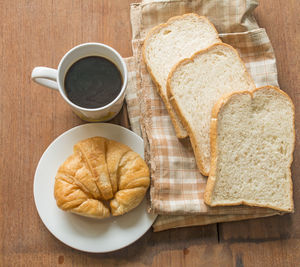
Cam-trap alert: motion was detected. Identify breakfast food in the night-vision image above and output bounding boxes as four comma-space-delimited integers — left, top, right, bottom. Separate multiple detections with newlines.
167, 43, 255, 176
54, 137, 150, 218
141, 13, 295, 214
143, 13, 221, 138
204, 86, 295, 212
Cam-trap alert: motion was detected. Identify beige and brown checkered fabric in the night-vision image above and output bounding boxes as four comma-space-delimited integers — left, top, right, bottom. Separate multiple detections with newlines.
125, 0, 286, 231
125, 56, 279, 231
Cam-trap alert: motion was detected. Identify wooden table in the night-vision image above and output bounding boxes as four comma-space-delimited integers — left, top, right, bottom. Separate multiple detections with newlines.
1, 1, 299, 266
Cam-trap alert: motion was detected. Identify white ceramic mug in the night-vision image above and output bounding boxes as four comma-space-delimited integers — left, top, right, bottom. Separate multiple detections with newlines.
31, 43, 128, 122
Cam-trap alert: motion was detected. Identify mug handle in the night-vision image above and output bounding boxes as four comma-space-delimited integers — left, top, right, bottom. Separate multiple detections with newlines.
31, 67, 59, 90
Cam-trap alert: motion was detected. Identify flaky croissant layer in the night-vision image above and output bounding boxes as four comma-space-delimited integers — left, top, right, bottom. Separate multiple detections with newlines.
54, 137, 150, 218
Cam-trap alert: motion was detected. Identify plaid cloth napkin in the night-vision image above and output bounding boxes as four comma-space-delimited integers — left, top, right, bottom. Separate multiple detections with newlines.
125, 0, 283, 231
125, 57, 278, 231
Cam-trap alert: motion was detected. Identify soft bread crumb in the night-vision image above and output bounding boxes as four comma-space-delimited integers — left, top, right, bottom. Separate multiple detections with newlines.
168, 43, 255, 175
205, 86, 295, 212
143, 13, 221, 138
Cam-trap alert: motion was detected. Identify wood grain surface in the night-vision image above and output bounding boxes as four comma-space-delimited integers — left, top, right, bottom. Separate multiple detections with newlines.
0, 0, 299, 266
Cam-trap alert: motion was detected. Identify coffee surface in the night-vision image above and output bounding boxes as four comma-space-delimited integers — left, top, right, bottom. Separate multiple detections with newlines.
64, 56, 122, 109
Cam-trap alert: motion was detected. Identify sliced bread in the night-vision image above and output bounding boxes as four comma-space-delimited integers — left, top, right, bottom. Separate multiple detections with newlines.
204, 86, 295, 212
167, 43, 255, 175
143, 13, 221, 138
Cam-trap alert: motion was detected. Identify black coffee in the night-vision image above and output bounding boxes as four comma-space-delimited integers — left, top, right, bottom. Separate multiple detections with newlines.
64, 56, 123, 109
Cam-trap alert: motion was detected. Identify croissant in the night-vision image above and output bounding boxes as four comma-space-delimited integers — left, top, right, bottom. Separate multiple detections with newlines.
54, 136, 150, 218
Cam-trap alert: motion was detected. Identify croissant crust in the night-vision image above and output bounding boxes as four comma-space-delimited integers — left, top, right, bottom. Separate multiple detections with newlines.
54, 137, 150, 218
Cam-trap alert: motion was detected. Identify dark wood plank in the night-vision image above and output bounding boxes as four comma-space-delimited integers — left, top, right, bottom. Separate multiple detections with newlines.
218, 0, 300, 266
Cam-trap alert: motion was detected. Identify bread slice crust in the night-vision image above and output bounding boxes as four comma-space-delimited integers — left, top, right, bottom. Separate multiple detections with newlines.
142, 13, 221, 139
204, 86, 295, 212
167, 43, 255, 176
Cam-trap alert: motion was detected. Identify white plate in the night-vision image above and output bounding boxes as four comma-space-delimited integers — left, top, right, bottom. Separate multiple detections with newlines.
33, 123, 157, 253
